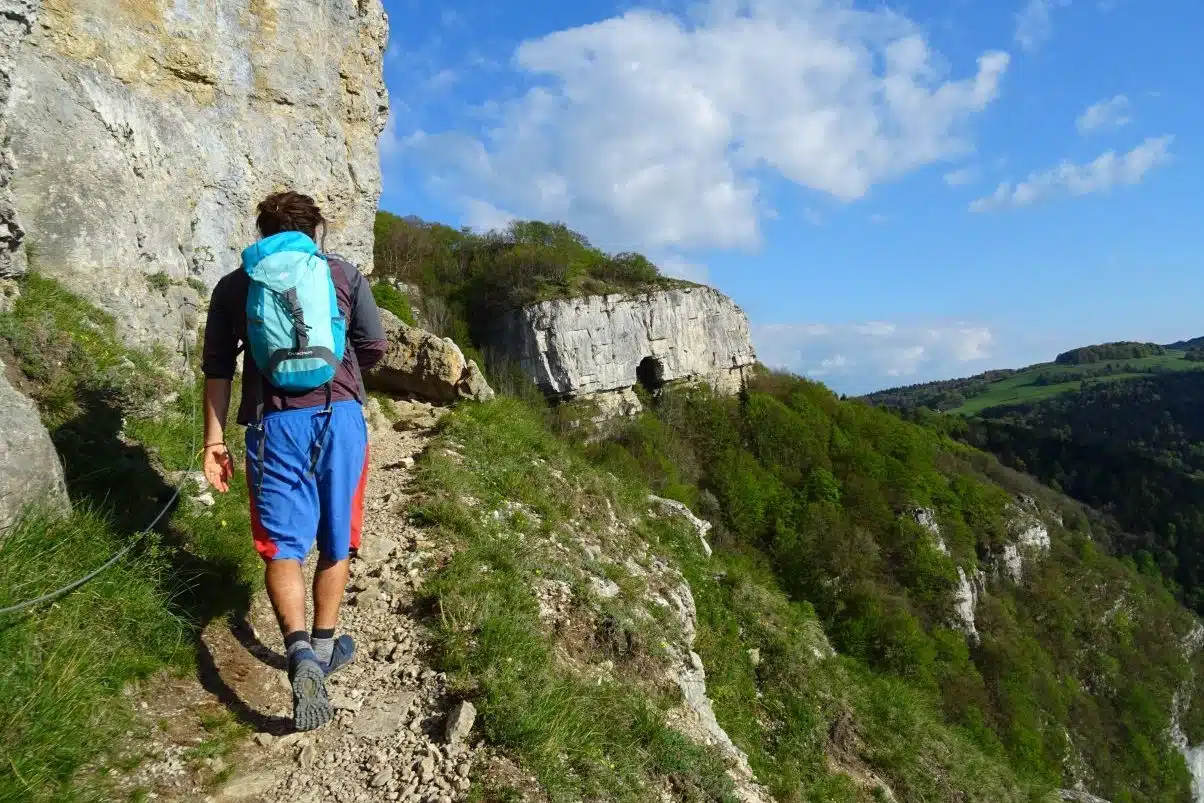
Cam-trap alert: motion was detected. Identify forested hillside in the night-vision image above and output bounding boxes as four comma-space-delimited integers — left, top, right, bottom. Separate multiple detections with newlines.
963, 371, 1204, 614
591, 372, 1204, 801
363, 213, 1204, 800
870, 332, 1204, 623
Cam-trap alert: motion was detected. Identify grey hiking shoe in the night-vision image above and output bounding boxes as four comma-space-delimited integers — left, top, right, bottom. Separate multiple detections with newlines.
290, 653, 332, 732
321, 634, 356, 677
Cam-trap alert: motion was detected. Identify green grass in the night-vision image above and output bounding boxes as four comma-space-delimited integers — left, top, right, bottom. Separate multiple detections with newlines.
413, 398, 1051, 802
0, 273, 261, 800
371, 281, 416, 326
185, 709, 249, 765
368, 391, 402, 422
0, 509, 185, 802
416, 399, 738, 802
145, 272, 172, 294
949, 353, 1204, 415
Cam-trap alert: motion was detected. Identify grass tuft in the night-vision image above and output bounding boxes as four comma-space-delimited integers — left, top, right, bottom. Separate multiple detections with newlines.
371, 281, 416, 326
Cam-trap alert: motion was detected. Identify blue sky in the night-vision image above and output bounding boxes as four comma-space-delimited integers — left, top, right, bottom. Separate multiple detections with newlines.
377, 0, 1202, 395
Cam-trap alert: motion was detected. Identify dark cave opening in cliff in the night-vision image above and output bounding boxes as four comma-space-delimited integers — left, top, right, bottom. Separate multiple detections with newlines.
637, 356, 666, 393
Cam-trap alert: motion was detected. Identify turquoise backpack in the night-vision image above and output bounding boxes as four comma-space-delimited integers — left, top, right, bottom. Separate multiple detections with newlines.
242, 231, 346, 396
241, 231, 347, 483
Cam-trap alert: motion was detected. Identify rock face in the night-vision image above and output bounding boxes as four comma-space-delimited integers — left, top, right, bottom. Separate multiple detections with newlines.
0, 0, 35, 278
1173, 626, 1204, 803
910, 507, 984, 642
1060, 790, 1112, 803
1000, 498, 1052, 582
487, 286, 757, 404
366, 310, 495, 404
3, 0, 388, 346
952, 567, 985, 644
0, 360, 67, 531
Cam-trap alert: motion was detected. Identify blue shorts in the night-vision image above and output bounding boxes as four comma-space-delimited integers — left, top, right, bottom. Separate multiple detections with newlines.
245, 400, 369, 563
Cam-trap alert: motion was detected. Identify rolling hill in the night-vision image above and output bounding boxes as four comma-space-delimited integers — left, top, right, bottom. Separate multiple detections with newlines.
863, 340, 1204, 415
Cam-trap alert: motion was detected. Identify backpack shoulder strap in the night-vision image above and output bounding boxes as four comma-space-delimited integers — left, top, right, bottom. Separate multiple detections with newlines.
322, 254, 367, 402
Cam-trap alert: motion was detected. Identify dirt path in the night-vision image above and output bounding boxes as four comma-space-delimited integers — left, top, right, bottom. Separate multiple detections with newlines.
118, 407, 479, 803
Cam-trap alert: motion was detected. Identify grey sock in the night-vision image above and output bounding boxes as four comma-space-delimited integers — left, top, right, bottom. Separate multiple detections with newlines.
312, 628, 335, 665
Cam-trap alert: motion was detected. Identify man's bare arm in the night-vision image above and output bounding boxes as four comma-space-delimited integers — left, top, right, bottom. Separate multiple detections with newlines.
203, 378, 235, 492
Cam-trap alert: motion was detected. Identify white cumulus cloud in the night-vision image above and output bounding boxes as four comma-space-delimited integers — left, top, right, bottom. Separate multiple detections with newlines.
969, 135, 1172, 211
1077, 95, 1132, 134
811, 354, 849, 376
943, 166, 980, 186
408, 0, 1009, 252
754, 320, 995, 394
463, 199, 518, 233
1014, 0, 1065, 51
658, 255, 711, 283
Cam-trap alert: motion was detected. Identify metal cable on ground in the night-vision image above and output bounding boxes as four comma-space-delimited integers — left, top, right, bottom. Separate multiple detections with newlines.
0, 330, 201, 617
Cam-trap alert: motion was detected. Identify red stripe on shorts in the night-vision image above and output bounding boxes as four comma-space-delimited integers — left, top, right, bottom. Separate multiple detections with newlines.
350, 445, 370, 552
246, 458, 279, 561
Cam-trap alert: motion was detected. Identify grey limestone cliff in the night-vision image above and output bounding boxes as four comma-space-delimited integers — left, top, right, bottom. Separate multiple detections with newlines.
0, 0, 36, 278
488, 285, 757, 405
2, 0, 388, 346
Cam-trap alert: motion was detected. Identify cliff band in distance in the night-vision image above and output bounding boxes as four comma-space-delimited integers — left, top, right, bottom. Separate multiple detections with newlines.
488, 285, 757, 409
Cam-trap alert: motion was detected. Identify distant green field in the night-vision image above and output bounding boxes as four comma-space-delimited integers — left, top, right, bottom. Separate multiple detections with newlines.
947, 352, 1204, 415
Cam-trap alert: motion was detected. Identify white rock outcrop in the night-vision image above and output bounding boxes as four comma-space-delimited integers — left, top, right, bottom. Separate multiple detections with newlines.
911, 507, 948, 555
1001, 500, 1052, 583
649, 495, 713, 558
1173, 625, 1204, 803
953, 567, 985, 644
1172, 688, 1204, 803
909, 507, 984, 641
1060, 790, 1112, 803
663, 597, 773, 803
488, 286, 756, 402
4, 0, 388, 346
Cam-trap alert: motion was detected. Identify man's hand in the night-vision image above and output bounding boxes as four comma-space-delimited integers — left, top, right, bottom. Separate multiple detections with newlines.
203, 444, 235, 493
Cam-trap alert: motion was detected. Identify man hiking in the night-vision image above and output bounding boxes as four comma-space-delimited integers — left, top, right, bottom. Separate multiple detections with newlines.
200, 191, 387, 731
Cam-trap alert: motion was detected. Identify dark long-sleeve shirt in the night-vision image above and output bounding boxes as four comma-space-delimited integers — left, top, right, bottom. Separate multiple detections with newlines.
202, 255, 388, 426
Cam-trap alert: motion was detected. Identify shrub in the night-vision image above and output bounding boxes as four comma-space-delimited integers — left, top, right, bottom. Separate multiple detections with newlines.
371, 281, 416, 326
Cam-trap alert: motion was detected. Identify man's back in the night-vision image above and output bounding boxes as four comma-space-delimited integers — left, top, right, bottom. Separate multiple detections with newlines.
202, 255, 388, 425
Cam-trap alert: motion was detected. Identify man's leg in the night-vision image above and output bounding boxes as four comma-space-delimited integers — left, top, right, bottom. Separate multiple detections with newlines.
266, 558, 308, 640
311, 556, 350, 665
247, 413, 331, 731
312, 402, 369, 672
313, 556, 350, 629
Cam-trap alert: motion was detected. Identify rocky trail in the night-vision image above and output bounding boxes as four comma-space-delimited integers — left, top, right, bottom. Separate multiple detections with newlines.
116, 405, 481, 803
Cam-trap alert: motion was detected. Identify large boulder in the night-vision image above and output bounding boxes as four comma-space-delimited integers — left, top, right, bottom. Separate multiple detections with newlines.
366, 310, 495, 404
0, 360, 67, 531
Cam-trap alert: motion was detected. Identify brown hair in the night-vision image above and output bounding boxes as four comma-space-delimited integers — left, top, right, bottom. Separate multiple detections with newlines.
256, 191, 327, 248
